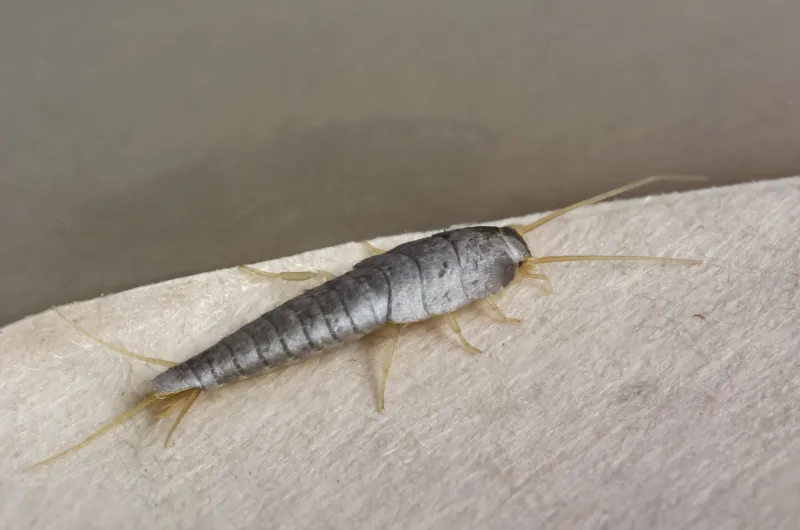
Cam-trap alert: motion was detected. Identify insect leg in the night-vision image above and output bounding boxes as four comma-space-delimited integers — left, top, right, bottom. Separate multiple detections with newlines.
54, 308, 176, 367
442, 314, 482, 354
376, 325, 402, 412
361, 241, 387, 256
238, 265, 335, 283
517, 264, 554, 296
484, 296, 522, 324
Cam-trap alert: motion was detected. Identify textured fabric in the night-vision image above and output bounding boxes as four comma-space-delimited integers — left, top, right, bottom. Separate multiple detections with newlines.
3, 177, 799, 529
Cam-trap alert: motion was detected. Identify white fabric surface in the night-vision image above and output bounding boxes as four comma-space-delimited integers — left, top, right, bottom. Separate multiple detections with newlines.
3, 177, 799, 529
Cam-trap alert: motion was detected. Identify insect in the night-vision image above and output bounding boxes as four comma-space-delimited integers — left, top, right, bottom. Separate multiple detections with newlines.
28, 175, 703, 469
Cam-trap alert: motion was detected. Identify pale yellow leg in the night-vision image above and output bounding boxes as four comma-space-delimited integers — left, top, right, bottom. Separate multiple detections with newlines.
238, 265, 335, 283
377, 325, 402, 412
443, 314, 481, 354
361, 241, 387, 256
518, 263, 554, 296
520, 272, 554, 296
484, 296, 521, 324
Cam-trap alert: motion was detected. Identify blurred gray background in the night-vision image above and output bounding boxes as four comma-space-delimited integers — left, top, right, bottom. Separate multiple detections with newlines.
2, 0, 799, 326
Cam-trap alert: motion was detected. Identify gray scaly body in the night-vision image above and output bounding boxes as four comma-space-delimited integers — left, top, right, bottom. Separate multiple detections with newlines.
28, 176, 702, 470
152, 226, 530, 394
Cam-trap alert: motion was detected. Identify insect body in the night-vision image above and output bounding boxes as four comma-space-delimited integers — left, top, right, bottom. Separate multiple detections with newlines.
30, 176, 703, 469
154, 226, 528, 394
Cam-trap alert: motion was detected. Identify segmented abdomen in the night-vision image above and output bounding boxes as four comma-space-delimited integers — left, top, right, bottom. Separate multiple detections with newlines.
152, 268, 389, 392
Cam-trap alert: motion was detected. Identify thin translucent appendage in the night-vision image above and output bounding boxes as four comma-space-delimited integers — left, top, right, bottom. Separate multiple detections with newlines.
485, 297, 521, 324
443, 314, 481, 355
517, 266, 555, 295
512, 175, 706, 235
361, 241, 387, 256
377, 326, 401, 412
238, 265, 335, 283
26, 393, 161, 471
53, 308, 175, 368
162, 389, 201, 447
528, 255, 703, 267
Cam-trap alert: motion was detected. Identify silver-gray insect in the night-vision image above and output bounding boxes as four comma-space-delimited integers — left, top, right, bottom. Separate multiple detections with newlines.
30, 175, 703, 469
152, 225, 529, 394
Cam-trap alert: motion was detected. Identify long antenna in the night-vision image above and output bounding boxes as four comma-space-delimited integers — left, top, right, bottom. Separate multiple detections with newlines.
528, 255, 702, 266
515, 175, 706, 235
